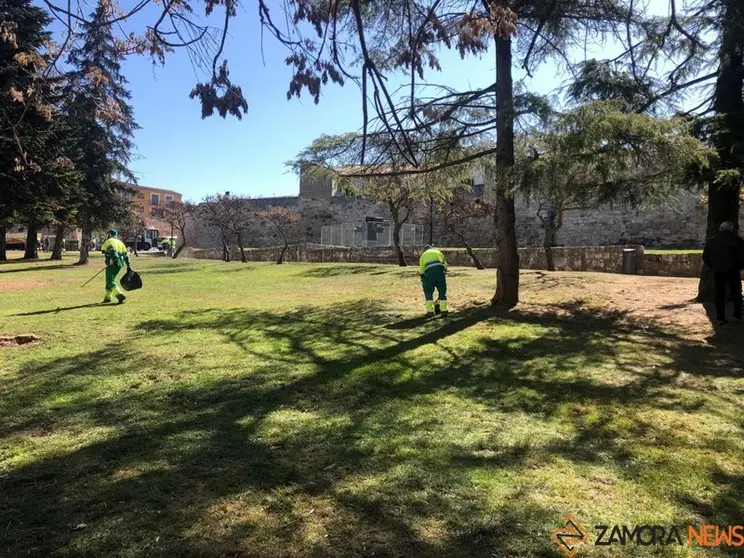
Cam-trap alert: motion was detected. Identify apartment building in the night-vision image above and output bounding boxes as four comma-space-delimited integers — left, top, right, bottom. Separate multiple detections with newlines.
124, 185, 183, 231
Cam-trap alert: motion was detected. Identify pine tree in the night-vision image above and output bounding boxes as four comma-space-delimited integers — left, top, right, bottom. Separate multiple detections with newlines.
0, 0, 79, 260
1, 0, 50, 260
66, 0, 138, 265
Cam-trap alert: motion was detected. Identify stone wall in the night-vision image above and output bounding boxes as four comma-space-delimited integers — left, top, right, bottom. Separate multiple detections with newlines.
290, 167, 734, 248
547, 195, 714, 248
183, 243, 646, 274
638, 253, 703, 277
299, 173, 337, 199
188, 189, 743, 251
190, 196, 388, 249
181, 243, 744, 279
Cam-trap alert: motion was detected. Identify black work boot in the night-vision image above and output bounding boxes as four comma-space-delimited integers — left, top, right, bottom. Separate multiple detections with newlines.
116, 293, 127, 304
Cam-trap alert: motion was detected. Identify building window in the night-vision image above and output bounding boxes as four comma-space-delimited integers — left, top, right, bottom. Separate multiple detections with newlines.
137, 191, 145, 199
123, 191, 132, 201
151, 194, 160, 206
165, 195, 173, 204
135, 205, 144, 213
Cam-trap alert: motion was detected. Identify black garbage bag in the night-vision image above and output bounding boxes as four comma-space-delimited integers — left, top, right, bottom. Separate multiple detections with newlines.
120, 269, 142, 291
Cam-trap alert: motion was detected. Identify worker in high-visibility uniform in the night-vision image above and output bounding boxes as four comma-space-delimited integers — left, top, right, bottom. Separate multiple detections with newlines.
419, 245, 448, 317
100, 229, 131, 304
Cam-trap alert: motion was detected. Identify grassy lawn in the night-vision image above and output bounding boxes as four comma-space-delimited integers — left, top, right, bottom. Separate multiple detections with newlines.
644, 249, 703, 255
1, 256, 743, 557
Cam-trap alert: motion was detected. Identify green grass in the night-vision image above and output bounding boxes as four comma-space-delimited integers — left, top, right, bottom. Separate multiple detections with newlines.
1, 256, 743, 557
644, 249, 703, 255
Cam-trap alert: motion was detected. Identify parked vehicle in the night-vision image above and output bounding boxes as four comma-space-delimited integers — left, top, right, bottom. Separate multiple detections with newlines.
122, 228, 177, 252
125, 228, 158, 251
6, 233, 27, 251
6, 238, 25, 250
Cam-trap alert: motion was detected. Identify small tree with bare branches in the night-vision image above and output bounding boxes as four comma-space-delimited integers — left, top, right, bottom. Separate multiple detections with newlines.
199, 200, 232, 262
291, 134, 446, 267
258, 206, 300, 264
116, 209, 145, 257
439, 189, 492, 270
151, 200, 195, 258
201, 192, 253, 263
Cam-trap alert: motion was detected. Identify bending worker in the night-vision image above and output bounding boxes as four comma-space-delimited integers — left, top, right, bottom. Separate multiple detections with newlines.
100, 229, 131, 304
419, 244, 449, 317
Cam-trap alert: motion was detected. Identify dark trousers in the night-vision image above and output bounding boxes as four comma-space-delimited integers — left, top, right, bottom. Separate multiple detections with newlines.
714, 271, 742, 320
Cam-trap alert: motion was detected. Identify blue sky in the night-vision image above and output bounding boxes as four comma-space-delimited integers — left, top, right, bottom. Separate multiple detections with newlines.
99, 0, 670, 201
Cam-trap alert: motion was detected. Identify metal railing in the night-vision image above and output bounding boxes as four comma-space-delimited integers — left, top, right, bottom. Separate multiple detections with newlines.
320, 223, 424, 247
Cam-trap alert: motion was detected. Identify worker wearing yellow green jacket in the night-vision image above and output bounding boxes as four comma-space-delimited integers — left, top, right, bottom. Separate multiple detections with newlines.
419, 245, 448, 316
100, 230, 131, 304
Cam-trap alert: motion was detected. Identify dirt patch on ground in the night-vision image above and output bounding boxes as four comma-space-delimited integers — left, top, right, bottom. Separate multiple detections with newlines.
0, 335, 41, 348
0, 278, 50, 292
519, 271, 719, 341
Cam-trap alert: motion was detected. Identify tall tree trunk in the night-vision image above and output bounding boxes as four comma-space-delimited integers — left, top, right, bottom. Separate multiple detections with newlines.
451, 228, 484, 269
698, 2, 743, 301
24, 220, 38, 260
78, 214, 92, 265
390, 203, 407, 267
698, 179, 740, 300
278, 245, 288, 264
237, 231, 247, 263
173, 231, 186, 259
463, 239, 485, 270
0, 223, 7, 261
50, 222, 65, 260
543, 227, 556, 272
221, 231, 231, 262
542, 207, 561, 272
277, 231, 288, 264
491, 37, 519, 308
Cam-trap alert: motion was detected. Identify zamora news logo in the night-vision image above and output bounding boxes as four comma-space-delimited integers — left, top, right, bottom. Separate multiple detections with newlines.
552, 515, 744, 557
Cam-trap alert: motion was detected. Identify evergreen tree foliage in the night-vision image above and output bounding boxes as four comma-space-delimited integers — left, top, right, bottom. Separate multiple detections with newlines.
65, 0, 138, 264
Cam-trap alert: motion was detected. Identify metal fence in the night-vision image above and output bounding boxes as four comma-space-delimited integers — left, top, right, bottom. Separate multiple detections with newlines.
321, 222, 424, 248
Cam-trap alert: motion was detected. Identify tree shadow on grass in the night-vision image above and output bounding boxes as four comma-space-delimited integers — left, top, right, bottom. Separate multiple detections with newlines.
0, 263, 73, 274
221, 265, 260, 272
134, 262, 203, 272
699, 299, 744, 345
11, 302, 110, 317
298, 265, 388, 278
2, 300, 743, 556
658, 299, 698, 311
680, 467, 744, 556
385, 315, 434, 329
138, 266, 203, 276
0, 257, 29, 265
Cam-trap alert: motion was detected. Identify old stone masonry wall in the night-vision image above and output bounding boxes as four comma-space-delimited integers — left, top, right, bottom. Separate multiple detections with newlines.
190, 196, 387, 249
189, 189, 744, 250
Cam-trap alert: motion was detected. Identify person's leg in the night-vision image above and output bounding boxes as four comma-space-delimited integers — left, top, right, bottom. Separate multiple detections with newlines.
104, 265, 116, 302
728, 271, 742, 320
421, 273, 436, 316
104, 265, 124, 303
714, 272, 728, 322
112, 264, 126, 303
435, 269, 448, 315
